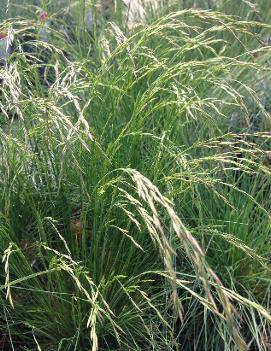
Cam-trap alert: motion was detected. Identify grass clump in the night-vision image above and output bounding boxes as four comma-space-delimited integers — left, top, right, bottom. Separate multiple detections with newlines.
0, 1, 271, 350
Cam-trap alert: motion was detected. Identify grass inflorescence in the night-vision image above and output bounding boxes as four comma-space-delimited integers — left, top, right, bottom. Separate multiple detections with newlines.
0, 0, 271, 350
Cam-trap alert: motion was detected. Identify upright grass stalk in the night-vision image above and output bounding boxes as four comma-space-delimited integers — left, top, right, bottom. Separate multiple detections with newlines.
0, 3, 271, 351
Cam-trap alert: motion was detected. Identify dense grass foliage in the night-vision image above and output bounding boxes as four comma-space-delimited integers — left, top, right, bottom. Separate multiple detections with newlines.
0, 1, 271, 350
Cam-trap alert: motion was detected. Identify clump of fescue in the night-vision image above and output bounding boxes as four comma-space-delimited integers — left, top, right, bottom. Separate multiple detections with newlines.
0, 3, 271, 351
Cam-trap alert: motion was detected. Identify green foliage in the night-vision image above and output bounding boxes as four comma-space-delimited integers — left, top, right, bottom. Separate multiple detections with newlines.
0, 1, 271, 350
